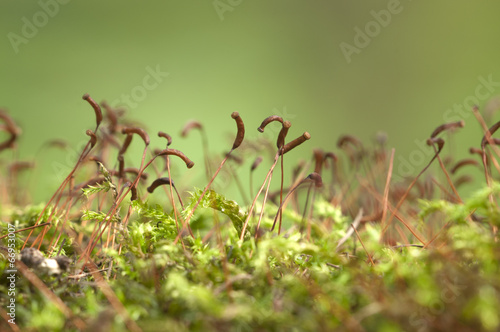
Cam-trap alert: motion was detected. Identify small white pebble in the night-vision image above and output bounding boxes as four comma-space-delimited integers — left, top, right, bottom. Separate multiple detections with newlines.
39, 258, 61, 276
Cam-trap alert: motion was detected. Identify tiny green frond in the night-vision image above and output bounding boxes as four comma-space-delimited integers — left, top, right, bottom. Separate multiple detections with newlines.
184, 188, 249, 236
81, 209, 119, 223
82, 181, 113, 198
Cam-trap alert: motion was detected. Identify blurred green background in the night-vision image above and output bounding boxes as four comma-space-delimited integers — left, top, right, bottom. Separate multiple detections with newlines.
2, 1, 500, 203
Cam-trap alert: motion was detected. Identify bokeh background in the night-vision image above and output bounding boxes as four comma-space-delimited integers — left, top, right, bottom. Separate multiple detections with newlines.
2, 1, 500, 202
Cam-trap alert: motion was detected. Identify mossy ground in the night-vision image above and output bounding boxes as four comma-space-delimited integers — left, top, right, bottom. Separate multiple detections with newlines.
1, 98, 500, 331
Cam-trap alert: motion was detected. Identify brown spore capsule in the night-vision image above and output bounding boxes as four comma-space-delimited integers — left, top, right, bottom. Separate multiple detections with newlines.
324, 152, 338, 165
280, 132, 311, 155
122, 127, 150, 146
158, 131, 172, 146
276, 120, 291, 149
180, 120, 203, 137
100, 101, 119, 133
0, 109, 21, 152
481, 120, 500, 148
86, 129, 97, 148
312, 149, 324, 174
130, 185, 138, 201
426, 137, 445, 151
117, 155, 125, 178
454, 175, 473, 188
231, 112, 245, 150
147, 177, 174, 193
337, 135, 362, 149
0, 134, 17, 152
251, 156, 263, 171
119, 134, 133, 155
46, 139, 68, 149
82, 93, 102, 129
9, 161, 34, 174
157, 149, 195, 168
430, 120, 465, 138
257, 115, 284, 133
306, 172, 323, 188
450, 159, 480, 174
0, 109, 20, 135
469, 147, 484, 157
